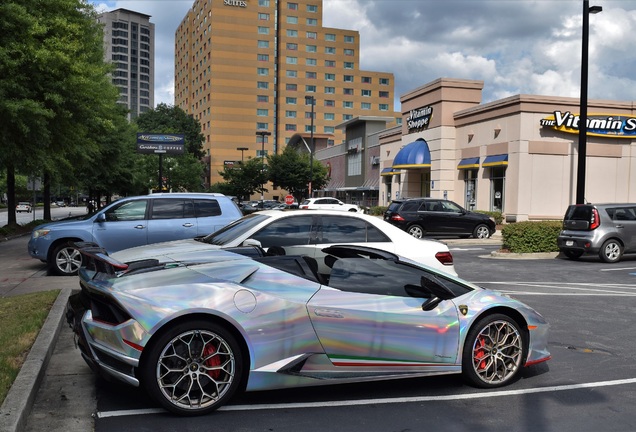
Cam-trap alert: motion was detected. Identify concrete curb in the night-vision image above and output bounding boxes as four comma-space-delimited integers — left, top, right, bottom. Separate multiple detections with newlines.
489, 251, 560, 260
0, 288, 72, 432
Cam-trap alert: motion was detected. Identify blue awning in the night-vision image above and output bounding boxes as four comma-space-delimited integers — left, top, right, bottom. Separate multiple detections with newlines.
392, 138, 431, 169
381, 167, 400, 176
457, 157, 480, 169
482, 154, 508, 167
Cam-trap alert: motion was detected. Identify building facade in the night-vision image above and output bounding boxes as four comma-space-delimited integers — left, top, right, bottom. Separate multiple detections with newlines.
98, 8, 155, 119
174, 0, 397, 188
323, 78, 636, 219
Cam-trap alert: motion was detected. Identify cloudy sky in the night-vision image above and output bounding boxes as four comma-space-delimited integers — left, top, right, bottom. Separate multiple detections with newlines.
91, 0, 636, 109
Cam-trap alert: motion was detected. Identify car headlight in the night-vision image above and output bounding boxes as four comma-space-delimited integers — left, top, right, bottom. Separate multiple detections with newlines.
32, 229, 50, 239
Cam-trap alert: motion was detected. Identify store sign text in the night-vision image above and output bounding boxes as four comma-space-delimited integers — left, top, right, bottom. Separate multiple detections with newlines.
540, 111, 636, 138
406, 106, 433, 132
224, 0, 247, 7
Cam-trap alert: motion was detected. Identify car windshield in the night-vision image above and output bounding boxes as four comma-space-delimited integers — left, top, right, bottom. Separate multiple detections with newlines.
200, 213, 270, 246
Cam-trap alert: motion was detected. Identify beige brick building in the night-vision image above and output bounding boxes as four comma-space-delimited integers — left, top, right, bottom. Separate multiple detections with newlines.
175, 0, 398, 190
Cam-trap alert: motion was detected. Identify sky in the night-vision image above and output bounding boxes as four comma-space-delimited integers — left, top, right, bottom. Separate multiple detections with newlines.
91, 0, 636, 110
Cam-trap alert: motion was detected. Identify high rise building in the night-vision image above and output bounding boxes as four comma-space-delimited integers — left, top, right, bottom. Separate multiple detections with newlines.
175, 0, 397, 188
98, 9, 155, 120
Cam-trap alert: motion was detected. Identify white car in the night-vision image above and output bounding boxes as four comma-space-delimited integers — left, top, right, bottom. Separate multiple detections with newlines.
112, 210, 457, 276
16, 202, 32, 213
300, 197, 362, 213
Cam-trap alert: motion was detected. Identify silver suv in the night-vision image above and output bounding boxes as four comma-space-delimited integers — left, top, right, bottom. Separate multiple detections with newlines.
557, 203, 636, 263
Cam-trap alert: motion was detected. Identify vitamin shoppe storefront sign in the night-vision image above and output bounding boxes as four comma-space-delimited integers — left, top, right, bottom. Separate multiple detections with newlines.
540, 111, 636, 138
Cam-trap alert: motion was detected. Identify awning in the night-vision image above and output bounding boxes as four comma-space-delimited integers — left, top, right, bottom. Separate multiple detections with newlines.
457, 157, 480, 169
482, 154, 508, 167
381, 167, 400, 176
392, 138, 431, 169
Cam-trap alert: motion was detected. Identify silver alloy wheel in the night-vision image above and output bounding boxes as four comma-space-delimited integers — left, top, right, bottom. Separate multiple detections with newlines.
407, 225, 424, 239
471, 319, 522, 385
473, 224, 490, 239
54, 245, 82, 275
156, 329, 235, 411
601, 240, 622, 263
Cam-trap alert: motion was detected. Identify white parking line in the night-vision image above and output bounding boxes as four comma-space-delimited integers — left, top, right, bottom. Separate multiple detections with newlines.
600, 267, 636, 271
475, 281, 636, 296
96, 377, 636, 418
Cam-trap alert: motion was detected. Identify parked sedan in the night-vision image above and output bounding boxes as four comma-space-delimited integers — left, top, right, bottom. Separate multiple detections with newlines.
300, 197, 362, 213
112, 210, 457, 276
67, 243, 550, 416
16, 202, 32, 213
384, 198, 496, 239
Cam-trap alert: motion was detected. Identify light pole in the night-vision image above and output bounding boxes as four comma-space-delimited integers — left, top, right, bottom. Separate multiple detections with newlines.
305, 95, 315, 198
576, 0, 602, 205
255, 131, 271, 207
237, 147, 248, 162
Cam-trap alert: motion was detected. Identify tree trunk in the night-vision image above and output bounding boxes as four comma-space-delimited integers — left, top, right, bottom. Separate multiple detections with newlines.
43, 172, 51, 221
6, 164, 16, 225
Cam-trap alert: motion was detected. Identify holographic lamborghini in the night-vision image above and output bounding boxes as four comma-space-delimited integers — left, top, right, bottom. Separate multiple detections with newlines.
66, 244, 550, 416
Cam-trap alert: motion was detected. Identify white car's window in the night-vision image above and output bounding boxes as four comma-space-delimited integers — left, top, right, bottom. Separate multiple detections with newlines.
319, 216, 390, 244
251, 215, 314, 247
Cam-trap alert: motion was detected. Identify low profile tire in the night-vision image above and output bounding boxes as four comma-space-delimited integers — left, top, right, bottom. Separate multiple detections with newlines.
407, 225, 425, 239
462, 313, 526, 388
50, 242, 82, 276
599, 239, 623, 263
141, 320, 244, 416
563, 250, 584, 260
473, 224, 491, 239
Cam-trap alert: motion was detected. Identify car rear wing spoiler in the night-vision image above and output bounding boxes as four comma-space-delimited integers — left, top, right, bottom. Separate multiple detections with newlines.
75, 242, 130, 276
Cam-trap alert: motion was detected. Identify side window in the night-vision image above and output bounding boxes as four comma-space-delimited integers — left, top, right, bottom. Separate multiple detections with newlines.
250, 215, 314, 247
104, 200, 148, 221
426, 201, 443, 212
400, 201, 420, 212
195, 199, 221, 217
441, 200, 462, 213
612, 207, 636, 221
320, 215, 367, 243
151, 199, 191, 219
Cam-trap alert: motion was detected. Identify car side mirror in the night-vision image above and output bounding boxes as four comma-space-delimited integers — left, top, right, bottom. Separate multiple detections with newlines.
243, 238, 263, 248
95, 213, 106, 223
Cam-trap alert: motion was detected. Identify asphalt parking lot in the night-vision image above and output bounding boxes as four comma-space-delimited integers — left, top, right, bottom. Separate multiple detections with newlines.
2, 234, 636, 432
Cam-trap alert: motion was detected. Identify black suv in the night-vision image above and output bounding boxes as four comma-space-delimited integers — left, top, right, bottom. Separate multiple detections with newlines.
384, 198, 496, 239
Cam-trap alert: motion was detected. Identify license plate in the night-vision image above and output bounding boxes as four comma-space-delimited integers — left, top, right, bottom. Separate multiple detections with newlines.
566, 240, 574, 246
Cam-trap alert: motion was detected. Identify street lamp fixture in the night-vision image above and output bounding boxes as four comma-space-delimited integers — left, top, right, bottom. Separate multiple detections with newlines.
236, 147, 249, 162
255, 131, 271, 206
576, 0, 602, 205
305, 95, 315, 198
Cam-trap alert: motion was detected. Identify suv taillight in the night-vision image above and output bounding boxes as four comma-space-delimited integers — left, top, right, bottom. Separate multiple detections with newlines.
590, 208, 600, 230
390, 214, 405, 222
435, 251, 454, 266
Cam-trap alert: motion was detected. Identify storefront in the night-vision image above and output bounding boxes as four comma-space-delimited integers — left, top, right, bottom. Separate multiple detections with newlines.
377, 78, 636, 221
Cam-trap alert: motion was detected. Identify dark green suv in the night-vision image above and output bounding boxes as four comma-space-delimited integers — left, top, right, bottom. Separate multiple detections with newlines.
383, 198, 496, 239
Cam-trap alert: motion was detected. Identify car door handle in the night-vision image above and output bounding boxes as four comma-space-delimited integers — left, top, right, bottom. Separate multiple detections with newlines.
134, 225, 145, 229
313, 308, 344, 319
615, 224, 624, 229
183, 223, 194, 228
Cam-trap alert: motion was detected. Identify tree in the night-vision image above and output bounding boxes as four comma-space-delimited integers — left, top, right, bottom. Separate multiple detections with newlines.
218, 158, 268, 202
267, 146, 328, 203
134, 104, 206, 192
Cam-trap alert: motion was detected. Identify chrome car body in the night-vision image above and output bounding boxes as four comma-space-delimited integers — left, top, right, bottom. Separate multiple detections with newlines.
67, 244, 550, 416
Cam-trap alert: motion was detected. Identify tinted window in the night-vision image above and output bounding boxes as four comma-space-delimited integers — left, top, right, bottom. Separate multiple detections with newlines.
202, 214, 269, 245
610, 207, 636, 221
105, 200, 147, 221
400, 201, 421, 212
251, 215, 314, 247
319, 215, 386, 243
195, 199, 221, 217
387, 202, 402, 212
151, 199, 193, 219
565, 205, 593, 220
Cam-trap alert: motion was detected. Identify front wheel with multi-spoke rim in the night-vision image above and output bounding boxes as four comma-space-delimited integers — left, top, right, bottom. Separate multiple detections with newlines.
473, 224, 491, 239
50, 242, 82, 276
462, 314, 525, 388
141, 320, 243, 416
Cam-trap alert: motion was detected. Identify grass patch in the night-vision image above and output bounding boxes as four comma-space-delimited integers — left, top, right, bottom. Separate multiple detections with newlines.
0, 290, 60, 405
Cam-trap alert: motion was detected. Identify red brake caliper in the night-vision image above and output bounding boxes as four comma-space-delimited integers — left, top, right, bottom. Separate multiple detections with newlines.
203, 343, 221, 379
474, 337, 487, 370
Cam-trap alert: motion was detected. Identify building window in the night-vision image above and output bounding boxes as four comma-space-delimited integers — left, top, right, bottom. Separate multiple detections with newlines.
258, 13, 270, 20
490, 167, 506, 212
325, 100, 335, 107
344, 75, 354, 82
257, 81, 269, 89
343, 101, 353, 108
305, 125, 316, 133
305, 111, 316, 119
306, 45, 317, 52
257, 67, 269, 76
343, 88, 354, 95
306, 31, 317, 39
343, 114, 353, 120
257, 122, 268, 129
325, 33, 336, 41
285, 110, 297, 118
286, 83, 297, 91
379, 104, 389, 111
286, 97, 297, 104
286, 70, 297, 78
347, 137, 362, 176
324, 113, 335, 120
286, 124, 297, 131
325, 60, 335, 67
257, 54, 269, 61
324, 126, 335, 133
380, 77, 390, 85
361, 76, 372, 84
258, 26, 269, 34
257, 40, 269, 48
286, 56, 297, 64
344, 49, 354, 56
379, 91, 389, 98
258, 0, 270, 6
306, 85, 316, 92
287, 29, 298, 37
344, 62, 354, 69
306, 71, 317, 79
306, 58, 317, 66
307, 4, 317, 12
361, 89, 371, 97
361, 102, 371, 110
257, 109, 268, 116
306, 18, 317, 26
325, 73, 335, 81
325, 46, 336, 54
464, 169, 478, 210
288, 2, 298, 10
324, 86, 335, 94
287, 43, 298, 50
257, 95, 269, 102
287, 16, 298, 24
344, 35, 355, 43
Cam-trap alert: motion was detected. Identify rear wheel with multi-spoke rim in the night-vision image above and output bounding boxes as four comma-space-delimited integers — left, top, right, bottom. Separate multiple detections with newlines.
462, 314, 525, 388
141, 320, 244, 416
407, 225, 425, 239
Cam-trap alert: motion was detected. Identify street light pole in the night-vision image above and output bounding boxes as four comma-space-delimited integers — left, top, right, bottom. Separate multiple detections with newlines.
237, 147, 248, 162
255, 131, 271, 207
305, 95, 315, 198
576, 0, 602, 205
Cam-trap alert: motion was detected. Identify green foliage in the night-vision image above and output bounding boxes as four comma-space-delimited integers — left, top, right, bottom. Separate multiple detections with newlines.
501, 221, 562, 253
267, 146, 328, 203
369, 205, 387, 216
475, 210, 503, 225
218, 157, 268, 201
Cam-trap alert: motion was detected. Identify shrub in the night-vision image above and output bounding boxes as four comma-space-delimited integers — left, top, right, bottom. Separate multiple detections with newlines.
501, 221, 562, 253
369, 205, 387, 216
474, 210, 503, 225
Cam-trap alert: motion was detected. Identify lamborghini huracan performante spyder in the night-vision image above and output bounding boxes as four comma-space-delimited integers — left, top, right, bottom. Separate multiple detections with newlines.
66, 244, 551, 416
